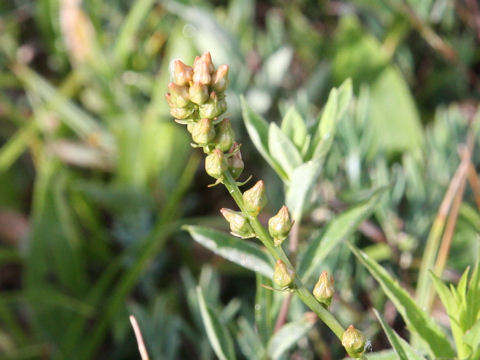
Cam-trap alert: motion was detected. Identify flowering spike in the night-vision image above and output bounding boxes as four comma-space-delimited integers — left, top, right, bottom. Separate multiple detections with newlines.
205, 149, 227, 179
313, 271, 335, 308
173, 60, 193, 86
268, 206, 293, 246
273, 260, 295, 288
220, 208, 255, 238
342, 325, 366, 358
243, 180, 267, 216
192, 118, 215, 146
214, 119, 235, 152
228, 143, 244, 179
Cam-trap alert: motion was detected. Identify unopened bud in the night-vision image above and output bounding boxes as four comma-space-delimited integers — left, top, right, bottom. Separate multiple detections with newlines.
199, 92, 227, 119
205, 149, 227, 179
220, 208, 255, 238
313, 271, 334, 307
273, 259, 295, 287
228, 143, 244, 179
268, 206, 293, 246
243, 180, 267, 216
192, 118, 215, 146
167, 83, 189, 108
193, 53, 213, 85
342, 325, 366, 358
169, 104, 195, 120
189, 82, 209, 105
173, 60, 193, 86
213, 64, 229, 92
214, 119, 235, 151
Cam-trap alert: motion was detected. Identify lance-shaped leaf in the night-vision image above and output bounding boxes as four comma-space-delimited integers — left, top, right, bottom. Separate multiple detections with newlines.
196, 287, 236, 360
281, 106, 307, 151
348, 243, 455, 358
374, 309, 426, 360
267, 316, 316, 360
184, 226, 274, 278
299, 190, 383, 282
241, 96, 288, 181
268, 122, 303, 176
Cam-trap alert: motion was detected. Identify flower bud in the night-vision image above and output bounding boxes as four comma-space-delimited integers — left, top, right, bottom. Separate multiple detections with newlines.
313, 271, 334, 307
213, 64, 229, 92
205, 149, 227, 179
167, 83, 190, 108
268, 206, 293, 246
199, 92, 227, 119
243, 180, 267, 216
214, 119, 235, 152
192, 118, 215, 146
189, 82, 209, 105
220, 208, 255, 239
169, 104, 194, 120
273, 259, 295, 287
173, 60, 193, 86
228, 143, 244, 179
342, 325, 366, 358
193, 53, 213, 85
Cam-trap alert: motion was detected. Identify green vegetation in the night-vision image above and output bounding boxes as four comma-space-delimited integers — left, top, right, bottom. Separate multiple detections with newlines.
0, 0, 479, 359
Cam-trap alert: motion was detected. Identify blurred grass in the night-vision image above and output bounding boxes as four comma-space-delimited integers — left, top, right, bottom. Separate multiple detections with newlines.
0, 0, 479, 358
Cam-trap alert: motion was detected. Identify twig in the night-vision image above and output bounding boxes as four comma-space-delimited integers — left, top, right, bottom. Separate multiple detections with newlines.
468, 163, 480, 211
433, 147, 471, 277
274, 293, 293, 332
129, 315, 150, 360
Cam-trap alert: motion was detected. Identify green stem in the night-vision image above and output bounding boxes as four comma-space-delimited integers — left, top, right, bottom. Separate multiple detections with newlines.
223, 171, 345, 340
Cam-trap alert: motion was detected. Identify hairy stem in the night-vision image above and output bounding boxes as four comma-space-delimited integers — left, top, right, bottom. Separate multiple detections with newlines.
223, 171, 345, 340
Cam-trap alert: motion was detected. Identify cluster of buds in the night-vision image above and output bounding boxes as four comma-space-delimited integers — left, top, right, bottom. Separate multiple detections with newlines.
166, 52, 242, 182
313, 271, 335, 308
342, 325, 366, 358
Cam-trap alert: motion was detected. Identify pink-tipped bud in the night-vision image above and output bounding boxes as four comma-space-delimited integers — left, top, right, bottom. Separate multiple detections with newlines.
342, 325, 366, 358
228, 143, 244, 179
169, 105, 194, 120
167, 83, 189, 108
214, 119, 235, 152
205, 149, 227, 179
173, 60, 193, 86
189, 82, 209, 105
313, 271, 335, 308
273, 259, 295, 288
268, 206, 293, 246
192, 118, 216, 146
193, 54, 212, 85
242, 180, 267, 216
213, 64, 229, 92
220, 208, 255, 239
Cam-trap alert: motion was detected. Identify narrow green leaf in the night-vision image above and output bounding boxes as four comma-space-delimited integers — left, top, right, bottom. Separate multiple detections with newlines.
348, 243, 455, 358
299, 191, 382, 282
114, 0, 156, 65
463, 318, 480, 352
336, 78, 353, 120
185, 226, 274, 278
285, 160, 322, 221
196, 287, 236, 360
266, 317, 315, 360
268, 123, 303, 176
281, 106, 307, 150
240, 96, 288, 180
374, 309, 426, 360
255, 273, 273, 343
360, 350, 402, 360
237, 317, 266, 359
312, 88, 338, 160
0, 121, 38, 171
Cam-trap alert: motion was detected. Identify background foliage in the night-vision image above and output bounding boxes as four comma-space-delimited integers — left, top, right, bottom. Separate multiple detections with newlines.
0, 0, 479, 359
